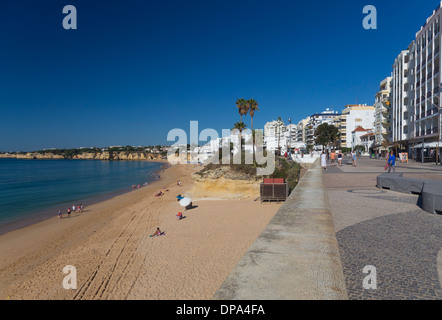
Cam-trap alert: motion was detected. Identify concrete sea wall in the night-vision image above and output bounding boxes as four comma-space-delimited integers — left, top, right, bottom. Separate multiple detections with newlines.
213, 159, 348, 300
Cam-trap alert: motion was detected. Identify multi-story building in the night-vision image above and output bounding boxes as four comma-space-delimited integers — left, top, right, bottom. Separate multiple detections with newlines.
374, 76, 392, 155
391, 42, 415, 148
296, 117, 310, 144
412, 3, 441, 161
286, 123, 297, 150
340, 104, 375, 149
264, 119, 287, 153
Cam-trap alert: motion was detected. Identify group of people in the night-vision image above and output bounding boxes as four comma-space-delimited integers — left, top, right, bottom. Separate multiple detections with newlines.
58, 203, 84, 219
320, 148, 398, 173
150, 191, 194, 237
321, 150, 344, 170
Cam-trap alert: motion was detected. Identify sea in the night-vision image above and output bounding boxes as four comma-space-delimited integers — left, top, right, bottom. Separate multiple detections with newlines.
0, 158, 165, 235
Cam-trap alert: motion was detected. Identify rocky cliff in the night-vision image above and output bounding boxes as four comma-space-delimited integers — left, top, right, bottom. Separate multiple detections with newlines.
191, 165, 261, 200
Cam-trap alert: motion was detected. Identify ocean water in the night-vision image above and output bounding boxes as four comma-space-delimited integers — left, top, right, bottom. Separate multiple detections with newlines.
0, 159, 164, 233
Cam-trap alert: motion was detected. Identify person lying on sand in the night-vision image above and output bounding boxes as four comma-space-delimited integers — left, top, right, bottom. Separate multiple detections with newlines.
155, 191, 163, 197
150, 227, 165, 237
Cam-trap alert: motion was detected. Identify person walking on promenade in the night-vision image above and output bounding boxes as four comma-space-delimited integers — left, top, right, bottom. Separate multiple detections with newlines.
321, 151, 327, 170
337, 151, 343, 167
330, 150, 336, 167
351, 150, 357, 167
387, 150, 396, 173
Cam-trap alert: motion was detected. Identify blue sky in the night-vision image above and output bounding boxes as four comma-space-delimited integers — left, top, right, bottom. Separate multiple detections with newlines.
0, 0, 440, 151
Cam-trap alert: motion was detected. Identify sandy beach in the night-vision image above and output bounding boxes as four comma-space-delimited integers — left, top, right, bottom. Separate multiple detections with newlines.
0, 162, 281, 300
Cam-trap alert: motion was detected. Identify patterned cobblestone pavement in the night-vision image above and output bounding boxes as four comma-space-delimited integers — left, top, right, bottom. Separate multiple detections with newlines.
324, 158, 442, 300
336, 210, 442, 300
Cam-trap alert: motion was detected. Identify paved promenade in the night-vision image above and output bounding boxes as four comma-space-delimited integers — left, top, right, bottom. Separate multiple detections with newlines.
213, 160, 348, 300
324, 157, 442, 300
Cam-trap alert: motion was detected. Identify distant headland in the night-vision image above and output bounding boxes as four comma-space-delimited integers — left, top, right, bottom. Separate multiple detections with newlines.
0, 146, 170, 161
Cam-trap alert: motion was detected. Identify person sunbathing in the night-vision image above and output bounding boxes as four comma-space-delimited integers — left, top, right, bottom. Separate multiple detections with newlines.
155, 191, 163, 197
150, 227, 164, 237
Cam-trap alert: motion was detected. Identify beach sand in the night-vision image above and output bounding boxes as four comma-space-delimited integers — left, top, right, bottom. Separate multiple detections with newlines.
0, 163, 281, 300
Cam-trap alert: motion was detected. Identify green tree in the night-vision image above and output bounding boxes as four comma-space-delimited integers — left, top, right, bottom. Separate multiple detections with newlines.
275, 117, 285, 156
314, 123, 339, 149
233, 121, 247, 155
246, 99, 259, 163
236, 98, 249, 123
233, 121, 247, 134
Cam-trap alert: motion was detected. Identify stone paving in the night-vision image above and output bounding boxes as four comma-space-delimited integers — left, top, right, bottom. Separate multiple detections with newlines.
324, 157, 442, 300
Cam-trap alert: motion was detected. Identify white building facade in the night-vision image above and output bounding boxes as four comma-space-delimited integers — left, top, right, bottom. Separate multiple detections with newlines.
374, 77, 392, 154
340, 105, 375, 149
413, 4, 441, 156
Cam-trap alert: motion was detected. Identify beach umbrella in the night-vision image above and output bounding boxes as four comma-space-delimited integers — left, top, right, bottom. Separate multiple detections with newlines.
179, 197, 192, 207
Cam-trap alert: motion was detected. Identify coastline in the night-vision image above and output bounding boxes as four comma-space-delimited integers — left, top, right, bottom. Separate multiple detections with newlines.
0, 160, 169, 237
0, 161, 282, 300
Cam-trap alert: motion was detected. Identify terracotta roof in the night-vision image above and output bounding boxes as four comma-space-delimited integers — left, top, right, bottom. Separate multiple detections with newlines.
352, 126, 368, 133
360, 132, 375, 138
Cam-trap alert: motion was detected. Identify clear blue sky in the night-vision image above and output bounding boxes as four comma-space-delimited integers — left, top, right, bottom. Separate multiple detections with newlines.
0, 0, 439, 151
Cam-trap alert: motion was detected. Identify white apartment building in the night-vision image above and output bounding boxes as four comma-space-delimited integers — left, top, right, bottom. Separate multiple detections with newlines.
391, 42, 415, 145
296, 117, 310, 143
264, 120, 286, 153
374, 77, 392, 154
340, 104, 375, 149
286, 124, 297, 149
413, 3, 441, 154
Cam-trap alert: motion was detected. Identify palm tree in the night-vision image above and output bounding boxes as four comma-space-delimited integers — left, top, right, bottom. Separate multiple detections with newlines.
246, 99, 259, 162
236, 99, 249, 123
233, 121, 247, 153
276, 117, 284, 156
